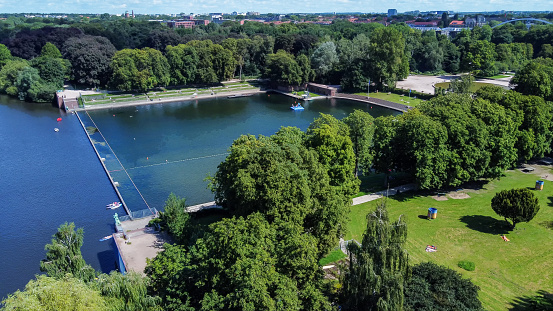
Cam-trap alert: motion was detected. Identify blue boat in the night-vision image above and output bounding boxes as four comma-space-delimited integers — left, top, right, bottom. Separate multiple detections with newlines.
291, 105, 304, 111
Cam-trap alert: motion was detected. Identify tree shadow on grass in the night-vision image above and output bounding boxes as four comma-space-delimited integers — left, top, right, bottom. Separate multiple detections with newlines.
459, 215, 511, 235
547, 196, 553, 207
509, 290, 553, 311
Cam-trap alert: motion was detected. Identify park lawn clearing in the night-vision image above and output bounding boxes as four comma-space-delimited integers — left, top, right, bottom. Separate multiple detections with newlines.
346, 170, 553, 311
353, 91, 425, 107
435, 81, 491, 93
320, 248, 347, 266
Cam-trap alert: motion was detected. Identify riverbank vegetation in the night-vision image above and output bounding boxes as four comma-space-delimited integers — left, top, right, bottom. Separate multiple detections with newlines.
0, 18, 551, 103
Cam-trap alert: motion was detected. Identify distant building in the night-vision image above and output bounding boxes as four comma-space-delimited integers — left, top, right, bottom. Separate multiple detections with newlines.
167, 19, 210, 28
406, 20, 439, 27
247, 11, 260, 16
465, 17, 476, 28
476, 15, 486, 26
388, 9, 397, 17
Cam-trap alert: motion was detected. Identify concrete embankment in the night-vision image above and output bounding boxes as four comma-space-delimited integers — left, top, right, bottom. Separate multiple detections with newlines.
75, 89, 265, 112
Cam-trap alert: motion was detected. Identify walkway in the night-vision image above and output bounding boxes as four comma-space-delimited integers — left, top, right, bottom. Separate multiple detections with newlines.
75, 89, 265, 112
352, 183, 416, 205
333, 93, 412, 112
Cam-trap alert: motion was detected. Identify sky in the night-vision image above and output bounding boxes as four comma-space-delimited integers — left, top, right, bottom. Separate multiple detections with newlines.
1, 0, 552, 15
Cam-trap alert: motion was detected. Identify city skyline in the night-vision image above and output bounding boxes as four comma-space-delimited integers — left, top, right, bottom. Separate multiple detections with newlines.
1, 0, 551, 15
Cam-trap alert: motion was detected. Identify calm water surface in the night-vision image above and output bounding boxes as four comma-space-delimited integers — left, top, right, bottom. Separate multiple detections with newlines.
88, 93, 398, 208
0, 96, 118, 300
0, 93, 397, 300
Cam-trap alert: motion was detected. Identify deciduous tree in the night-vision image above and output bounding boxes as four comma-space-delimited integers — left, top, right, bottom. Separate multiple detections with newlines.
341, 199, 409, 311
404, 262, 483, 311
40, 222, 96, 282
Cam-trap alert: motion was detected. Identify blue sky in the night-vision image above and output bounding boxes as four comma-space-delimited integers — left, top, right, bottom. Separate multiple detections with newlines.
2, 0, 551, 15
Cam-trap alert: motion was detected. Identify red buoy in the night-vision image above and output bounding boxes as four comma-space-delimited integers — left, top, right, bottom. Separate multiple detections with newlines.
56, 117, 62, 121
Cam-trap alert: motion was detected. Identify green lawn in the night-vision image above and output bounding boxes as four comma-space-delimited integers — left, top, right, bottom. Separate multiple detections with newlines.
353, 91, 425, 107
347, 170, 553, 311
435, 81, 492, 92
319, 248, 347, 266
296, 91, 321, 97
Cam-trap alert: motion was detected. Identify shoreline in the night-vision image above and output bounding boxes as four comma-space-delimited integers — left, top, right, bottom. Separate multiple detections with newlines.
74, 89, 267, 111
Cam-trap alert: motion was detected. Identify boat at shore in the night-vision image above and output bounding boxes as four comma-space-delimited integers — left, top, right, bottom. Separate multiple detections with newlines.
106, 202, 121, 210
99, 235, 113, 242
227, 93, 253, 99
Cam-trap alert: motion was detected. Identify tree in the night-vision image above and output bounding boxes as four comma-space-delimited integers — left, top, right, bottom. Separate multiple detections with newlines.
296, 54, 314, 84
404, 262, 483, 311
0, 44, 12, 68
462, 40, 497, 77
372, 115, 400, 186
512, 58, 553, 101
211, 126, 351, 255
95, 271, 161, 311
264, 50, 302, 85
62, 35, 117, 87
343, 109, 375, 177
31, 56, 67, 88
166, 44, 198, 85
160, 193, 192, 245
109, 48, 170, 91
395, 109, 450, 190
341, 199, 409, 311
491, 188, 540, 229
1, 275, 107, 311
307, 113, 359, 197
368, 27, 409, 90
40, 222, 96, 282
15, 66, 41, 101
449, 74, 474, 94
0, 59, 29, 96
40, 42, 62, 58
311, 41, 338, 81
146, 213, 333, 311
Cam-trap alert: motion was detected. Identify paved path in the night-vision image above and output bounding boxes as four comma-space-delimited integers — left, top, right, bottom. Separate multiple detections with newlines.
334, 93, 411, 112
397, 74, 513, 94
352, 183, 417, 205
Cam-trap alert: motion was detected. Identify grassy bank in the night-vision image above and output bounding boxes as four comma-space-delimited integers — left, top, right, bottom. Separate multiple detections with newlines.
346, 170, 553, 310
353, 91, 425, 107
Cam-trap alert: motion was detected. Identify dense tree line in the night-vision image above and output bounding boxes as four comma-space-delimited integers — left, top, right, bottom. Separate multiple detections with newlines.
0, 19, 551, 102
373, 86, 552, 189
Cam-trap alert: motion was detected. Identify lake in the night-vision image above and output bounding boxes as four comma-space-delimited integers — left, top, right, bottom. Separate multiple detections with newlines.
0, 93, 397, 300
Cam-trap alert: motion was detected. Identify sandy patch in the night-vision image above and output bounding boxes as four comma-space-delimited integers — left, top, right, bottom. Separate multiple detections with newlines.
518, 163, 553, 182
432, 195, 448, 201
448, 192, 471, 199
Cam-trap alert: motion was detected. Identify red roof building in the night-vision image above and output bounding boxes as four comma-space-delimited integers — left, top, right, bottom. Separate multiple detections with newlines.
449, 20, 464, 27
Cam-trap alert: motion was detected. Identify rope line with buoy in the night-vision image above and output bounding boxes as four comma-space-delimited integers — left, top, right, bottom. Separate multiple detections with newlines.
127, 152, 230, 170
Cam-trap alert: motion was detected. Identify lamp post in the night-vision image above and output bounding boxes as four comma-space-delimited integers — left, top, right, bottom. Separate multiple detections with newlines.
367, 79, 370, 98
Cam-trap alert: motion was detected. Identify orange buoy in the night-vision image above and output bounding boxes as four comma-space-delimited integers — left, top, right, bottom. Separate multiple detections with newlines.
147, 157, 149, 160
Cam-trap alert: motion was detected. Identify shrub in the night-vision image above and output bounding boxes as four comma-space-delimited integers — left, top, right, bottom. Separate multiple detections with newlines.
458, 260, 476, 271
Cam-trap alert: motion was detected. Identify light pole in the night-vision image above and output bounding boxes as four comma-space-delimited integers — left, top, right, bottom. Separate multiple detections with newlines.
367, 79, 370, 98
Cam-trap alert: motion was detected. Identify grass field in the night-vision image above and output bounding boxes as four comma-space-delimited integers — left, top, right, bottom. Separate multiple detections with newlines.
346, 170, 553, 310
434, 81, 492, 92
353, 91, 425, 107
320, 248, 347, 266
